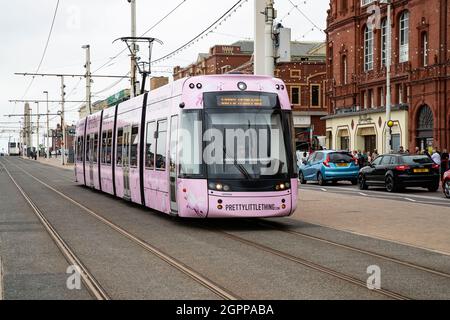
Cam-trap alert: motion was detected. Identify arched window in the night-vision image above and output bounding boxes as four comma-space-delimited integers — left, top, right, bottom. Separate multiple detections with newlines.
364, 25, 374, 71
380, 19, 387, 67
422, 32, 428, 67
399, 11, 409, 63
417, 105, 434, 130
341, 55, 348, 85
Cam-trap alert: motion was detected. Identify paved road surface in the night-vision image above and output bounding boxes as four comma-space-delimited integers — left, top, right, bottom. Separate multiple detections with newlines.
1, 156, 450, 300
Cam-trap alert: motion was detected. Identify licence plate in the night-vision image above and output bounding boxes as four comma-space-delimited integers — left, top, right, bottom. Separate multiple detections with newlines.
337, 163, 349, 167
414, 168, 429, 173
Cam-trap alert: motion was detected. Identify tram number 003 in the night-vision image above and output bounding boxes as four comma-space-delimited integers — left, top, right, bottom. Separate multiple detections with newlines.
220, 304, 274, 315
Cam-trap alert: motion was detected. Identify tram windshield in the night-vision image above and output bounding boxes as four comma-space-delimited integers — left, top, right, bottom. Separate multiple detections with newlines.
204, 109, 291, 180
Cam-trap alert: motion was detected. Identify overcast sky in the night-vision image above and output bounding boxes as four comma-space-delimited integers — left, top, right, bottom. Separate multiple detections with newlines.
0, 0, 328, 152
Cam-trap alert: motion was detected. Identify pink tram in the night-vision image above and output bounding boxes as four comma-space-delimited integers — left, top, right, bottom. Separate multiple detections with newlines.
75, 75, 298, 218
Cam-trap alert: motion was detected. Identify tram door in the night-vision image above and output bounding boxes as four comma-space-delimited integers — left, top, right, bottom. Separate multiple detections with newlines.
169, 115, 179, 213
122, 125, 132, 200
88, 134, 95, 188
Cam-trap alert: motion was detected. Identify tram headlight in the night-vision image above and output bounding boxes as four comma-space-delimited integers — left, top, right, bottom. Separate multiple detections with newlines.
237, 82, 247, 91
209, 183, 230, 191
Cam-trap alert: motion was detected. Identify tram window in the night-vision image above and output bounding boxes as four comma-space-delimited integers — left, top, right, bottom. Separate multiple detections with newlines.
93, 133, 98, 164
76, 137, 80, 161
80, 136, 84, 162
117, 128, 123, 166
101, 131, 107, 164
86, 135, 91, 162
130, 125, 139, 167
156, 119, 168, 170
106, 130, 112, 165
179, 111, 203, 176
145, 122, 156, 169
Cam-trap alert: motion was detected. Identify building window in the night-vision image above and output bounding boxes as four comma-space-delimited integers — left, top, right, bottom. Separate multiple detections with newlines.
379, 87, 385, 107
422, 32, 428, 67
361, 0, 375, 6
311, 85, 320, 107
381, 19, 387, 67
290, 70, 301, 78
341, 55, 348, 85
340, 0, 348, 11
368, 89, 374, 108
364, 25, 374, 71
399, 11, 409, 63
291, 87, 300, 105
398, 84, 403, 104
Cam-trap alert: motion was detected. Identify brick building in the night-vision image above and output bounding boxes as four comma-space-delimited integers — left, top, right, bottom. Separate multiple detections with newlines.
325, 0, 450, 153
173, 40, 328, 151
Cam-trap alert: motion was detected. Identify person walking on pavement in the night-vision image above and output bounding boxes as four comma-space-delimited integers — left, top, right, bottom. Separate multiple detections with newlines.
372, 149, 379, 161
441, 149, 449, 177
431, 149, 441, 166
415, 147, 421, 155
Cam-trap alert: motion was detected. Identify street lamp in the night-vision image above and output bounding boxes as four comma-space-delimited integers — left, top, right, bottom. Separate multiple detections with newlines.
82, 45, 92, 115
43, 91, 50, 159
380, 0, 392, 153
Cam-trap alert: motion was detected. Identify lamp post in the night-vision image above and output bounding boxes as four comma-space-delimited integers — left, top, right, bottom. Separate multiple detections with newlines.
82, 45, 92, 115
381, 0, 392, 153
43, 91, 50, 159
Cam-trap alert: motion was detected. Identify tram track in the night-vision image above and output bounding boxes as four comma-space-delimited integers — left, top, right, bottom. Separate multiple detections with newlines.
205, 226, 410, 300
8, 158, 450, 300
253, 220, 450, 281
0, 160, 110, 300
0, 158, 240, 300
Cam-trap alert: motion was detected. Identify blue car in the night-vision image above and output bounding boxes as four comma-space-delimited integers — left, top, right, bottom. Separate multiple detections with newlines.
299, 150, 360, 186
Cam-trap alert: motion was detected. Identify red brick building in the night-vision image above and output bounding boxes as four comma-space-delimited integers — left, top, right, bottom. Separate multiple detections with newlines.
325, 0, 450, 153
173, 41, 328, 151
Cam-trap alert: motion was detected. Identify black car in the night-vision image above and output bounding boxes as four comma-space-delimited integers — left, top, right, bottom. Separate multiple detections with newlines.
358, 154, 441, 192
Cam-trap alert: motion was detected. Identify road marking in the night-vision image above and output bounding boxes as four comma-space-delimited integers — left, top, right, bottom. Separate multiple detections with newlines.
321, 188, 327, 192
359, 192, 368, 196
404, 198, 417, 202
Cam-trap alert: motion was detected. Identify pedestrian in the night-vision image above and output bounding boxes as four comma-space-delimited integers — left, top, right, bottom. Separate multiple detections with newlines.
431, 149, 441, 166
372, 149, 379, 160
398, 146, 406, 154
441, 148, 449, 177
367, 152, 373, 163
357, 150, 365, 169
415, 146, 421, 154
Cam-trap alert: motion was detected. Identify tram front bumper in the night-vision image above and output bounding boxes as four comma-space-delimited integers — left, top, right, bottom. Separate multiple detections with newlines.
207, 191, 293, 218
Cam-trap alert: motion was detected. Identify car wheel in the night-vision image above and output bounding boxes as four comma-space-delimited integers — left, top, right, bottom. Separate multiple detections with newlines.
299, 172, 307, 185
444, 181, 450, 199
428, 184, 439, 192
318, 173, 326, 186
358, 175, 368, 190
385, 175, 397, 193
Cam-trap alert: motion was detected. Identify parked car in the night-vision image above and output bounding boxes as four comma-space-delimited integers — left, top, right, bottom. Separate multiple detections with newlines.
299, 150, 359, 186
358, 154, 440, 192
443, 170, 450, 198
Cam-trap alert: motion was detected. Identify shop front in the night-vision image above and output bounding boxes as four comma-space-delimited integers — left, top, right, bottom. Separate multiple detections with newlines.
323, 106, 409, 154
